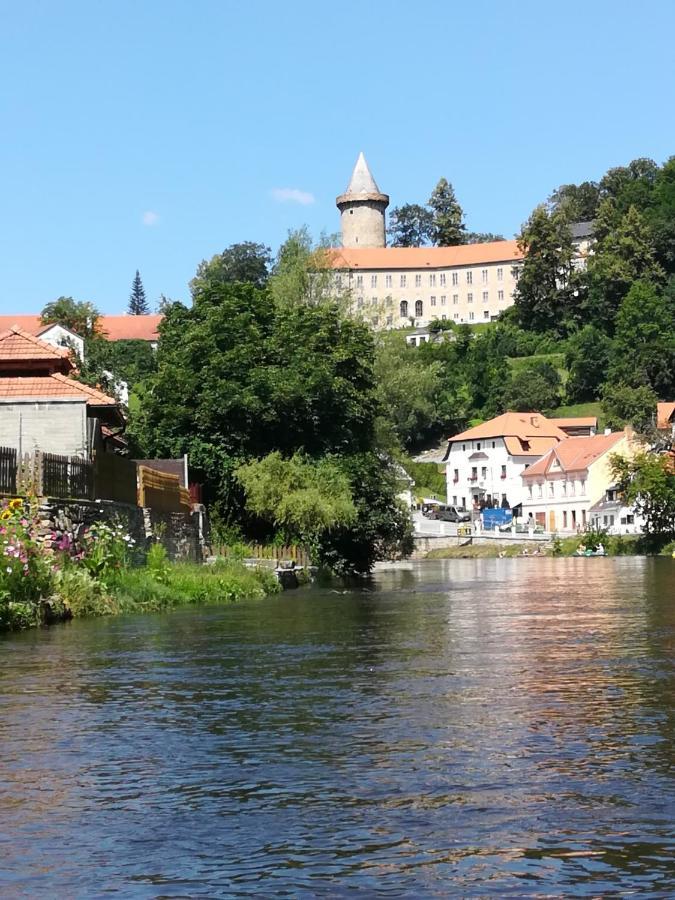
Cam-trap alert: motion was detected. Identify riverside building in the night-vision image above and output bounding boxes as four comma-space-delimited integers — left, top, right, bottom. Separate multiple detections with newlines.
330, 153, 524, 329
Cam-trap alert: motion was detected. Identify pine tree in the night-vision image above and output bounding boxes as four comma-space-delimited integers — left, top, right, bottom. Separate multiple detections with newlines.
128, 270, 149, 315
428, 178, 466, 246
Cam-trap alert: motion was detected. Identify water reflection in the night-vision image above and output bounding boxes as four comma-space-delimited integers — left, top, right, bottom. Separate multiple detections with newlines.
0, 557, 673, 895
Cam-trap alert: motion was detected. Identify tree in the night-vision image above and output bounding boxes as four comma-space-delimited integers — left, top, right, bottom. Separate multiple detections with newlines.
548, 181, 600, 221
235, 452, 356, 548
564, 325, 613, 403
601, 382, 658, 434
647, 156, 675, 275
128, 270, 149, 315
387, 204, 434, 247
607, 281, 675, 397
268, 228, 341, 308
586, 205, 664, 327
428, 178, 466, 246
512, 205, 581, 334
465, 232, 505, 244
610, 451, 675, 536
501, 364, 562, 413
40, 296, 100, 339
599, 158, 659, 216
190, 241, 271, 295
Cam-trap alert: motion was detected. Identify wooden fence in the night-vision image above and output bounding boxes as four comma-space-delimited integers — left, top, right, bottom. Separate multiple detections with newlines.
41, 452, 94, 500
0, 446, 17, 494
216, 543, 310, 567
93, 452, 138, 505
137, 465, 191, 513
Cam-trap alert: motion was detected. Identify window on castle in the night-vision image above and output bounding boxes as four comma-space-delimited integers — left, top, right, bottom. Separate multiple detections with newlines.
469, 311, 475, 321
371, 275, 377, 288
467, 293, 473, 303
466, 271, 473, 284
441, 295, 446, 305
385, 274, 392, 288
429, 273, 436, 287
482, 291, 488, 303
483, 310, 490, 319
400, 274, 407, 287
336, 275, 342, 288
498, 290, 504, 302
430, 296, 436, 306
497, 267, 503, 281
440, 273, 446, 286
415, 300, 423, 317
356, 275, 363, 287
415, 274, 421, 287
453, 294, 459, 304
400, 300, 408, 317
452, 272, 459, 286
453, 313, 459, 319
386, 314, 393, 325
482, 269, 488, 284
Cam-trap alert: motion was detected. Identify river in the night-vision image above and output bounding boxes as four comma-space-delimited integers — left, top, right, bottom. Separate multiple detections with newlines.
1, 557, 673, 896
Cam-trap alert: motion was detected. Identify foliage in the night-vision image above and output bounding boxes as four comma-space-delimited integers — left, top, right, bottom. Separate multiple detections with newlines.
428, 177, 466, 246
235, 452, 356, 547
402, 459, 447, 499
40, 296, 100, 339
128, 269, 149, 315
190, 241, 272, 294
610, 451, 675, 536
80, 337, 157, 396
565, 325, 612, 403
501, 362, 561, 412
607, 280, 675, 397
268, 228, 343, 308
601, 382, 658, 434
387, 203, 434, 247
548, 181, 600, 221
465, 232, 505, 243
77, 521, 137, 583
0, 497, 54, 629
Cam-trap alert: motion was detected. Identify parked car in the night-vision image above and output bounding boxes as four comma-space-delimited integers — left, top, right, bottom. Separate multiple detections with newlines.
431, 505, 471, 523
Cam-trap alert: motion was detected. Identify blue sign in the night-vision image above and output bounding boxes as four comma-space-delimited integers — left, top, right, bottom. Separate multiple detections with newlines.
482, 508, 513, 529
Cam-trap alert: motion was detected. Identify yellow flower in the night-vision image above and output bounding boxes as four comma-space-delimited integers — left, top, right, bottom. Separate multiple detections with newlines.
0, 510, 12, 521
8, 498, 22, 511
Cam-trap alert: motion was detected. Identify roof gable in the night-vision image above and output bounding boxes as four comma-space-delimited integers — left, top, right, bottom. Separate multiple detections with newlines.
0, 325, 74, 372
523, 432, 626, 478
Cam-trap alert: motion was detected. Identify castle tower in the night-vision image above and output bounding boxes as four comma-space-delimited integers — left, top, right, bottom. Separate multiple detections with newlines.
336, 152, 389, 248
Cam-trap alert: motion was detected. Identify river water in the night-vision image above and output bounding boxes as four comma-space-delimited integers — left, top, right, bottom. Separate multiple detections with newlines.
1, 557, 673, 896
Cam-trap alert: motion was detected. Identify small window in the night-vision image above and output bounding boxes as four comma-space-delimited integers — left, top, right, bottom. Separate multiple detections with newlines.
415, 299, 423, 317
501, 464, 506, 478
483, 310, 489, 319
481, 466, 487, 478
497, 267, 503, 281
400, 300, 408, 317
537, 483, 543, 498
400, 274, 407, 287
466, 271, 473, 284
492, 441, 496, 449
462, 444, 466, 451
356, 275, 363, 287
385, 274, 392, 288
453, 294, 459, 305
482, 291, 488, 303
469, 311, 475, 321
563, 510, 568, 528
415, 274, 422, 287
549, 482, 554, 497
386, 314, 393, 325
452, 272, 459, 286
482, 269, 488, 284
336, 275, 343, 288
371, 274, 377, 288
452, 495, 457, 505
528, 484, 533, 499
429, 273, 436, 287
441, 314, 446, 320
440, 273, 446, 286
468, 293, 473, 303
430, 296, 436, 306
441, 295, 446, 305
498, 290, 504, 302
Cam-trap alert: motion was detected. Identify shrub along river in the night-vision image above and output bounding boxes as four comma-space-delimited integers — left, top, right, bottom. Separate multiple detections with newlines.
1, 557, 673, 896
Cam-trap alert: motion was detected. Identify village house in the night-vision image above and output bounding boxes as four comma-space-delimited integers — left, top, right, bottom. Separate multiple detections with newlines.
0, 314, 162, 359
657, 401, 675, 438
0, 325, 124, 459
588, 485, 646, 535
520, 431, 635, 533
443, 412, 568, 511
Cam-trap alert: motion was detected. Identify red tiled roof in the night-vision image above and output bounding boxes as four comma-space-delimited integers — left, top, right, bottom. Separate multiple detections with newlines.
0, 372, 117, 406
449, 412, 566, 456
549, 417, 598, 428
0, 315, 163, 342
523, 432, 626, 478
0, 325, 74, 366
330, 240, 523, 271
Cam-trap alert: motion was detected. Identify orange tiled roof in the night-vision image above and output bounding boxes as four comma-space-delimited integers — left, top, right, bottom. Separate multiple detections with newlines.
0, 372, 117, 406
657, 402, 675, 429
0, 315, 163, 342
0, 325, 74, 364
523, 432, 626, 478
449, 412, 567, 456
330, 240, 523, 271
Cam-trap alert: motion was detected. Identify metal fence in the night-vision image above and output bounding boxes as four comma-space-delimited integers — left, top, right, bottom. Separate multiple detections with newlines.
0, 446, 17, 494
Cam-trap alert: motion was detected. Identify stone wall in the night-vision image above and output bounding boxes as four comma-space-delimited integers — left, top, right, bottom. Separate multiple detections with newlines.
38, 497, 204, 562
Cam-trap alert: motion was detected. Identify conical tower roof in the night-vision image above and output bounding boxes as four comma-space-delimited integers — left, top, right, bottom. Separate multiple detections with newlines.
336, 152, 389, 208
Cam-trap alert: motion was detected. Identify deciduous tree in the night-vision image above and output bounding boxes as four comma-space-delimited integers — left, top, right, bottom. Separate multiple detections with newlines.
387, 204, 434, 247
40, 296, 100, 339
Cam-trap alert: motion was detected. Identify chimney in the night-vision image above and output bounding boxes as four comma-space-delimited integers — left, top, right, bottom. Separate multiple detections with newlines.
530, 415, 540, 428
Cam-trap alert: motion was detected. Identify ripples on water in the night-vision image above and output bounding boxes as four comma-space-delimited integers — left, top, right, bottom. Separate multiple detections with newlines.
0, 557, 673, 896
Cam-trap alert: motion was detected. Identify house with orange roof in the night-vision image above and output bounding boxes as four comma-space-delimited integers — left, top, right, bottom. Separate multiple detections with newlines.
0, 325, 124, 459
0, 314, 162, 356
443, 412, 568, 511
520, 431, 636, 533
657, 401, 675, 436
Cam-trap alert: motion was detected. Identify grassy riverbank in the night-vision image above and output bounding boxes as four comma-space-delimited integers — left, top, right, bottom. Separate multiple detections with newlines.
426, 535, 675, 559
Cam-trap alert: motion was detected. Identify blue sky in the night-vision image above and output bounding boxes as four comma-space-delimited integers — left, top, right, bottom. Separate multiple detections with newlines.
1, 0, 674, 313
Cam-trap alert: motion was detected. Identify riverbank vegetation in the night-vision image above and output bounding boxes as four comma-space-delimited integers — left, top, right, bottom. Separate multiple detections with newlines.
0, 498, 278, 632
426, 535, 675, 560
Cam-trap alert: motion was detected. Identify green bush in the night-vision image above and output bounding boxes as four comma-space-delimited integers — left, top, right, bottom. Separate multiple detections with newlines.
54, 568, 119, 618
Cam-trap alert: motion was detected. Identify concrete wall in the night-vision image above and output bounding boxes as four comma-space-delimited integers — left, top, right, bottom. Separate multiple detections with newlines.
0, 399, 88, 457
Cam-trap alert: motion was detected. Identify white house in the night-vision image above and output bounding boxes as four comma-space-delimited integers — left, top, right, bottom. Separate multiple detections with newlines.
588, 486, 645, 535
443, 412, 567, 511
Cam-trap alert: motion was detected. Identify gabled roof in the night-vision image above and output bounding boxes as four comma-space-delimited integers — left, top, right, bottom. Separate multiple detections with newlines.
448, 412, 566, 457
330, 240, 523, 271
549, 416, 598, 429
657, 402, 675, 429
523, 432, 626, 478
0, 325, 74, 371
0, 372, 117, 406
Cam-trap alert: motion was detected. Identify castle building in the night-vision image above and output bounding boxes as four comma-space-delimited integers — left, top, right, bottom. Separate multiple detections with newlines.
330, 153, 524, 328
